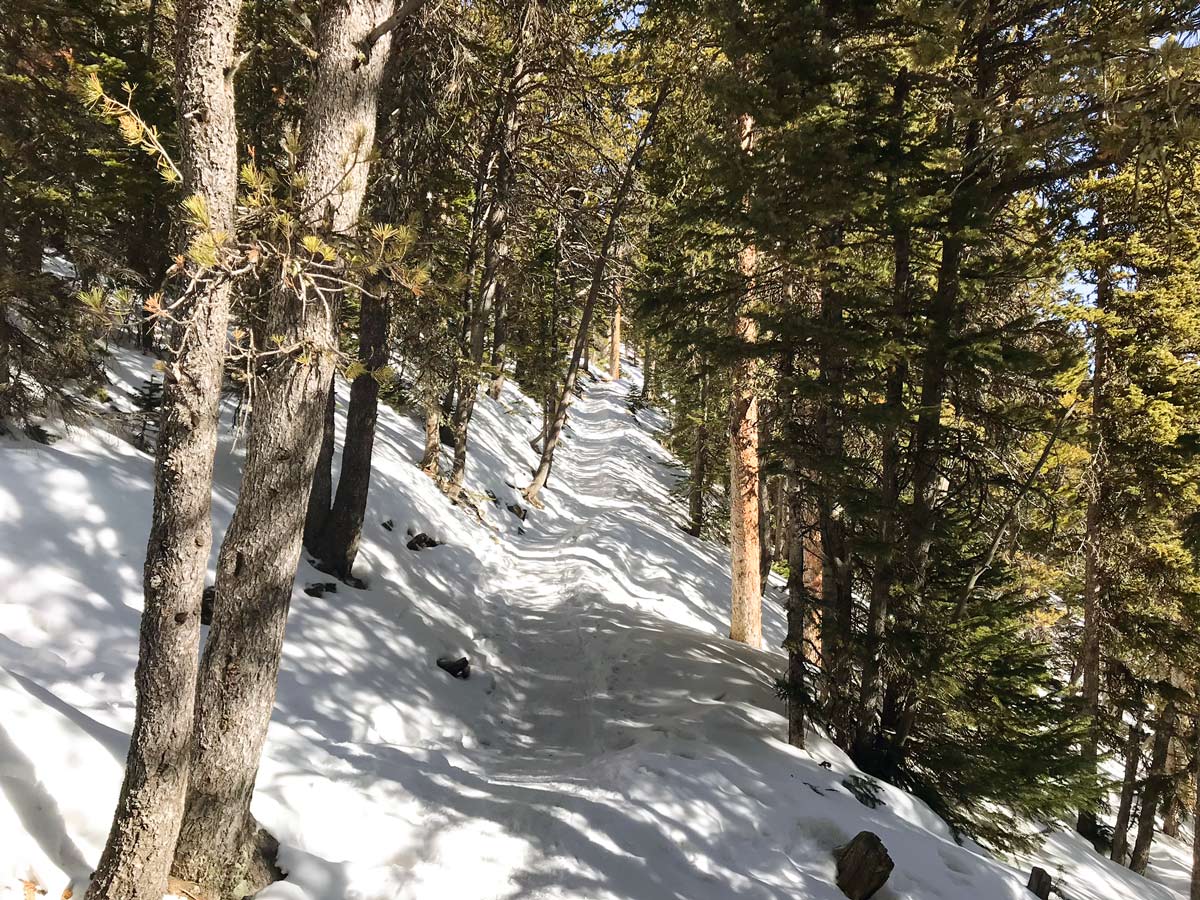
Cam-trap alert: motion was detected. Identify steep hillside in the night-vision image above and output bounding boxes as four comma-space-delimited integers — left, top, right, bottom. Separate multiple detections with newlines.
0, 347, 1188, 900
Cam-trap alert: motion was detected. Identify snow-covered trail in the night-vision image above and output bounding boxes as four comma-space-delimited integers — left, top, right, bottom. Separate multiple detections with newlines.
0, 348, 1189, 900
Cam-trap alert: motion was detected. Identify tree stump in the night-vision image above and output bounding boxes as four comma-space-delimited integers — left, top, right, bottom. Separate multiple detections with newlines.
834, 831, 894, 900
1027, 866, 1052, 899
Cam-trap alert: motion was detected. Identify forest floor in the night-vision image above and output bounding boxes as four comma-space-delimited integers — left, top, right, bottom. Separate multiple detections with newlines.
0, 344, 1191, 900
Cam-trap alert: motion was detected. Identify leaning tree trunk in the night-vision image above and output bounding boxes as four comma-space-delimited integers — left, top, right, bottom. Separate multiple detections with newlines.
727, 109, 762, 648
311, 294, 390, 577
171, 2, 406, 895
1110, 705, 1144, 864
523, 85, 666, 507
1130, 699, 1177, 875
86, 1, 242, 897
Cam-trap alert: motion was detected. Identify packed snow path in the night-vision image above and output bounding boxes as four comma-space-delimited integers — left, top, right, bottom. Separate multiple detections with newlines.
0, 347, 1189, 900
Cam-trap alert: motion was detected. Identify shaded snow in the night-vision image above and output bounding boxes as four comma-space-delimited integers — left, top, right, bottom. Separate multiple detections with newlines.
0, 346, 1188, 900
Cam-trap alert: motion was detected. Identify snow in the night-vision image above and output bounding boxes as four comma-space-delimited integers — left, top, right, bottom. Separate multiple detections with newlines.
0, 344, 1190, 900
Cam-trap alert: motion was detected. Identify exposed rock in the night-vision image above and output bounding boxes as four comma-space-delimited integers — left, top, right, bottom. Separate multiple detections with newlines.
407, 532, 443, 551
303, 581, 337, 598
507, 502, 527, 521
381, 518, 394, 531
1027, 866, 1052, 900
833, 831, 894, 900
436, 656, 470, 679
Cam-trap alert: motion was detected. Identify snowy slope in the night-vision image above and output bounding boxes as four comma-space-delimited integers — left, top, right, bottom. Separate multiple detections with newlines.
0, 343, 1187, 900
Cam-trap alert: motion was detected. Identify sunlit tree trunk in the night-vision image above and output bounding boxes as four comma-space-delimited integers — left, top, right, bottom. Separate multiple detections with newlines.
171, 1, 407, 894
87, 1, 242, 896
727, 110, 761, 648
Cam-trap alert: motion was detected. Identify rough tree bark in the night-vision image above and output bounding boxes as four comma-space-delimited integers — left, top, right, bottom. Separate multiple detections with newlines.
311, 294, 390, 576
487, 281, 508, 399
419, 395, 441, 476
1190, 714, 1200, 900
1130, 699, 1176, 874
170, 1, 406, 895
86, 1, 242, 897
523, 85, 667, 506
727, 109, 762, 648
1110, 704, 1144, 865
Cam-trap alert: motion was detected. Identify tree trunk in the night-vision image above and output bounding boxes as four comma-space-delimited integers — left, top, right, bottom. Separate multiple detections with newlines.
487, 281, 508, 399
171, 2, 402, 894
1130, 699, 1177, 875
304, 381, 336, 552
784, 482, 808, 747
419, 395, 440, 476
1111, 706, 1144, 864
86, 1, 242, 897
1189, 716, 1200, 900
523, 86, 667, 506
727, 109, 762, 648
643, 336, 655, 400
312, 295, 390, 577
449, 0, 536, 489
688, 371, 709, 538
855, 70, 910, 760
609, 296, 621, 380
1078, 257, 1110, 842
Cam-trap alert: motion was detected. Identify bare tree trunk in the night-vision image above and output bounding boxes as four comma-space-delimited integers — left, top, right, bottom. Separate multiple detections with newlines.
304, 381, 336, 551
1111, 705, 1144, 864
609, 296, 621, 380
1131, 699, 1177, 875
312, 295, 390, 577
727, 108, 761, 648
688, 371, 709, 537
1078, 259, 1110, 841
419, 395, 441, 476
642, 336, 655, 401
523, 86, 667, 506
487, 281, 508, 399
784, 481, 807, 748
854, 70, 910, 760
86, 1, 242, 896
171, 2, 404, 894
449, 0, 536, 489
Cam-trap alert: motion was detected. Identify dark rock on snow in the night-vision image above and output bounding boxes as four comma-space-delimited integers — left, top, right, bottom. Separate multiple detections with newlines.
303, 581, 338, 598
1027, 866, 1053, 900
507, 502, 527, 522
381, 518, 394, 531
407, 532, 443, 551
834, 831, 894, 900
436, 656, 470, 679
